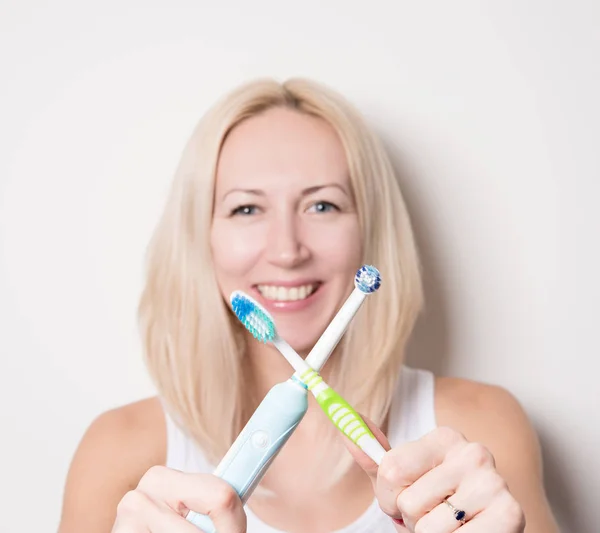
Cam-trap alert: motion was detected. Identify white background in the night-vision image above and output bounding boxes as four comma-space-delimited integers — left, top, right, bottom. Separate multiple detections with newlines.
1, 1, 598, 531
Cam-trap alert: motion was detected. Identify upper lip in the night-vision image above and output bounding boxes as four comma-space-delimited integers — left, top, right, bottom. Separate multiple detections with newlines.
253, 280, 322, 288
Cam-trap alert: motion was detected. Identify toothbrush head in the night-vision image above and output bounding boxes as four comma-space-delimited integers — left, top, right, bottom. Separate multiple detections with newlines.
354, 265, 381, 294
230, 291, 277, 343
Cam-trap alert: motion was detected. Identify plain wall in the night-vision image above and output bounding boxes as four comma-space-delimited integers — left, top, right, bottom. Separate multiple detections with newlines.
1, 1, 598, 531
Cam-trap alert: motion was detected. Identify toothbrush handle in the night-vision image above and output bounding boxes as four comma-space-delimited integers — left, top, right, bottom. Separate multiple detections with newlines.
186, 380, 308, 532
305, 289, 366, 371
314, 385, 386, 465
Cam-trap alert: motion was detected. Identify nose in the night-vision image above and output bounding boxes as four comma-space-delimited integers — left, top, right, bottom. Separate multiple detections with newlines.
265, 211, 310, 268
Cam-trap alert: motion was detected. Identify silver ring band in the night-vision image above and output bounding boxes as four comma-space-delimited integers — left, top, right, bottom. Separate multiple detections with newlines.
443, 498, 467, 525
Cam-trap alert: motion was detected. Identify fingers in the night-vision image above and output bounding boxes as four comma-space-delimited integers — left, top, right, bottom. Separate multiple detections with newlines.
368, 425, 522, 533
113, 466, 247, 533
112, 489, 199, 533
391, 441, 497, 524
339, 414, 391, 481
374, 426, 467, 516
446, 492, 525, 533
409, 468, 509, 532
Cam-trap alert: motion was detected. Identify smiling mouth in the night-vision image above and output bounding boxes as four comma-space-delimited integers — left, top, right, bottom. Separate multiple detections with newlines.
256, 283, 321, 302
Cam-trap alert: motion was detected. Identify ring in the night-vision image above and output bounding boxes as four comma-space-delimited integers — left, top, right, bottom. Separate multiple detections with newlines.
443, 498, 467, 525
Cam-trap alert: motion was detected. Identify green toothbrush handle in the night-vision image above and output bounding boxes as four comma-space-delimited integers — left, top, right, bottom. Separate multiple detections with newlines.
314, 386, 386, 465
298, 368, 386, 465
316, 387, 374, 442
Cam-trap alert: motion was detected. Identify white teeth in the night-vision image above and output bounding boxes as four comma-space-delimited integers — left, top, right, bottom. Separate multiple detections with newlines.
277, 287, 286, 301
257, 284, 317, 301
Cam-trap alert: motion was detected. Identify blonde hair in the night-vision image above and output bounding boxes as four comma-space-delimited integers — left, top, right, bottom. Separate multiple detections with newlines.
139, 78, 424, 486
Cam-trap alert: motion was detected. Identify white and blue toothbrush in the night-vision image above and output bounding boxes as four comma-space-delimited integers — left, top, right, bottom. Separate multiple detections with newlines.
229, 289, 387, 463
186, 265, 381, 532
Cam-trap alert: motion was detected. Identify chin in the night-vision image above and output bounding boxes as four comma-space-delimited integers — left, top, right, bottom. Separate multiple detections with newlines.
274, 305, 345, 357
276, 321, 325, 353
277, 332, 315, 356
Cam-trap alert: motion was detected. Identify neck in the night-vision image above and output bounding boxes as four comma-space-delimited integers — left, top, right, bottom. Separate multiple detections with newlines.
244, 339, 298, 395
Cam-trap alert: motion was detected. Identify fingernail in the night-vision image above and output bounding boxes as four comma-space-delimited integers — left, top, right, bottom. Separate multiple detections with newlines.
392, 517, 405, 525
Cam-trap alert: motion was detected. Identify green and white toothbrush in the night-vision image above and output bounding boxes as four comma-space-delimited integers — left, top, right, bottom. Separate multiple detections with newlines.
186, 266, 382, 532
231, 266, 386, 465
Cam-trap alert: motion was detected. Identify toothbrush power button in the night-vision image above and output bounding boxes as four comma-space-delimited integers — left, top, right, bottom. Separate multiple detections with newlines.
251, 430, 270, 449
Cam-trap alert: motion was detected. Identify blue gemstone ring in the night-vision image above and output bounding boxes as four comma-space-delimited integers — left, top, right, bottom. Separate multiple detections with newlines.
443, 498, 467, 525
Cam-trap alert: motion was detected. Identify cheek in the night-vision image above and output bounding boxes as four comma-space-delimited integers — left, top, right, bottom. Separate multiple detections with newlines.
309, 218, 362, 266
210, 221, 263, 278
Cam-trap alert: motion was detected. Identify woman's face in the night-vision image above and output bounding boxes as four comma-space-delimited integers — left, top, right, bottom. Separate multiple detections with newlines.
211, 107, 362, 353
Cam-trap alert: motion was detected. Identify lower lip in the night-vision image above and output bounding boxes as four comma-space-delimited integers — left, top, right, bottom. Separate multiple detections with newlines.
251, 285, 322, 312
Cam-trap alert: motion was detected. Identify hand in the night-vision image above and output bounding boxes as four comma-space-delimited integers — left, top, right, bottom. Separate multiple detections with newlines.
344, 424, 526, 532
111, 465, 246, 532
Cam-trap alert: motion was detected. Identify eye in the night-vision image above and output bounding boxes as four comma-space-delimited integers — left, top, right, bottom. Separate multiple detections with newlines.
308, 201, 339, 214
230, 205, 259, 216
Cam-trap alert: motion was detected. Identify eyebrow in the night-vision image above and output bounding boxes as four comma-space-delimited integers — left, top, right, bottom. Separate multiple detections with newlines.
221, 183, 349, 201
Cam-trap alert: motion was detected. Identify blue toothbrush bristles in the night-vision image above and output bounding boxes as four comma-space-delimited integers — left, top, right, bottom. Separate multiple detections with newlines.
354, 265, 381, 294
230, 291, 277, 343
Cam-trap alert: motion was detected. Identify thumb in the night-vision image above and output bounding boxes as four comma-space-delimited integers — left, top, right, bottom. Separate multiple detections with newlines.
340, 414, 391, 483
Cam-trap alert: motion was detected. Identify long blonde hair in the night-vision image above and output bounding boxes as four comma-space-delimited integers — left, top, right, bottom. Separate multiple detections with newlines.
139, 78, 424, 476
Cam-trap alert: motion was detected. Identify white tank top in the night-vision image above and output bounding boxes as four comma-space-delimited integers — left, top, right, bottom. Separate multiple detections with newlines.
163, 366, 437, 533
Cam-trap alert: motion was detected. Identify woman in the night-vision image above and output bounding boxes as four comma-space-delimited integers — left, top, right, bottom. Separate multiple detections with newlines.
58, 78, 559, 532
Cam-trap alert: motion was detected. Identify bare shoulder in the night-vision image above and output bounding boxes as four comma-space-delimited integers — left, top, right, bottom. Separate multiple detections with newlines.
433, 376, 541, 467
433, 376, 537, 451
58, 397, 166, 533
